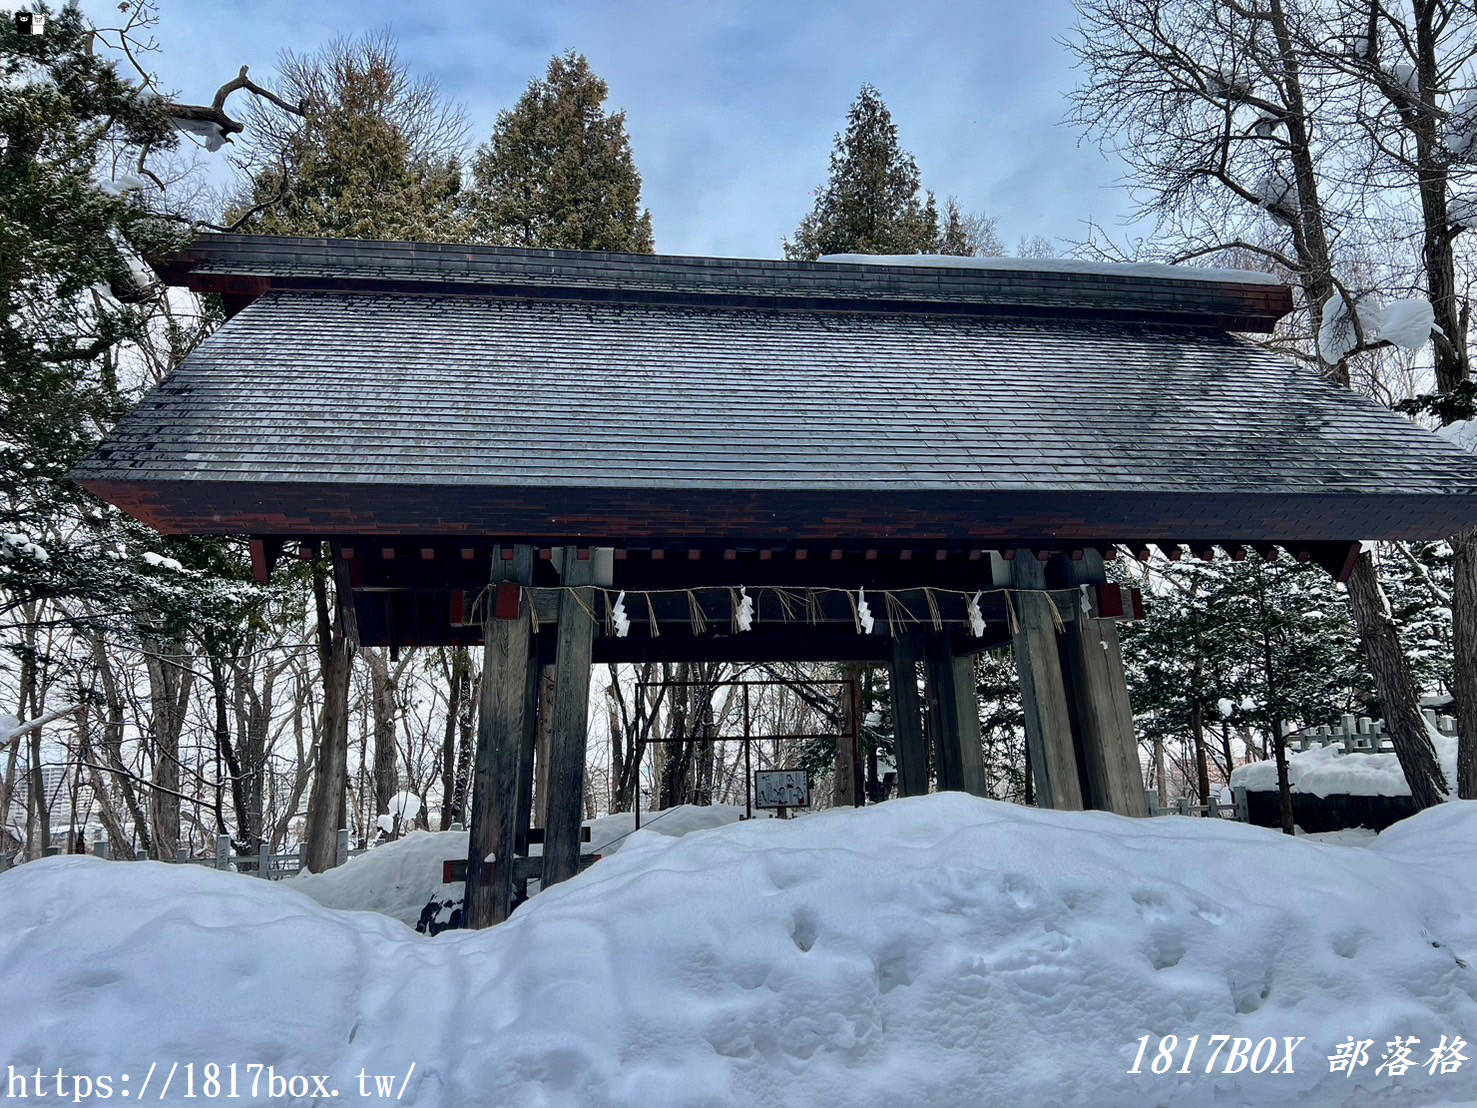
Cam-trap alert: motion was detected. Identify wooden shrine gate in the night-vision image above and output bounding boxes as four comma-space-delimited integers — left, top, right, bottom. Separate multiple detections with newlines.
73, 234, 1477, 928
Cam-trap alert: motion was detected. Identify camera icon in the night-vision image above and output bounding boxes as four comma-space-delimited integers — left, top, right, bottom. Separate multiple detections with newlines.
15, 11, 45, 35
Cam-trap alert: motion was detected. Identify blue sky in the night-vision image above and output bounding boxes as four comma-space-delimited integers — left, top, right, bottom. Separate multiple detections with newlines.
83, 0, 1138, 258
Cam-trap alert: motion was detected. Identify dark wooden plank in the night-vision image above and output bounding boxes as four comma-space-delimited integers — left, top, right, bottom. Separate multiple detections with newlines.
463, 544, 533, 928
542, 548, 597, 888
888, 634, 929, 798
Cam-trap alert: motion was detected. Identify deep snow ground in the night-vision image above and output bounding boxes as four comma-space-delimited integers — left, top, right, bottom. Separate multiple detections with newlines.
290, 804, 772, 926
3, 796, 1476, 1106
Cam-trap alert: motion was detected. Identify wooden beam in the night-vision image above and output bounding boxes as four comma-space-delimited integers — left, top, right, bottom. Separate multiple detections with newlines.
249, 537, 283, 584
888, 634, 929, 798
1053, 552, 1148, 816
1303, 540, 1362, 583
463, 544, 534, 929
1009, 551, 1085, 811
542, 548, 597, 888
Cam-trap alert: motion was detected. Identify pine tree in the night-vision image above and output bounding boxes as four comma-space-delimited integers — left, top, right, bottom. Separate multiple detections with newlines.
230, 32, 465, 241
784, 85, 940, 260
0, 3, 185, 607
465, 51, 654, 252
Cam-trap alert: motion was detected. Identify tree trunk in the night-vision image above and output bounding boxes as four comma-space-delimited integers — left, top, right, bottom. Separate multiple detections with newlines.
16, 631, 48, 859
439, 648, 464, 828
209, 653, 250, 846
1190, 700, 1211, 806
833, 663, 861, 807
1271, 719, 1294, 836
142, 636, 193, 860
90, 634, 150, 855
1454, 530, 1477, 798
304, 554, 352, 871
365, 648, 400, 823
452, 662, 476, 823
1346, 553, 1449, 808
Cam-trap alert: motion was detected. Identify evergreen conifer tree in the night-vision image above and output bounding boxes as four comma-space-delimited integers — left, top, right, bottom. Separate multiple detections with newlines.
231, 33, 465, 241
784, 85, 940, 260
465, 51, 654, 252
0, 3, 184, 606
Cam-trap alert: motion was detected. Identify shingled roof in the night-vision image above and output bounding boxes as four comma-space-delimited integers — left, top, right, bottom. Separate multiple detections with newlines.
75, 234, 1477, 553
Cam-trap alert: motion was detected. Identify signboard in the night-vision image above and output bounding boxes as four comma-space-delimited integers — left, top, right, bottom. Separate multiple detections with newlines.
754, 769, 810, 809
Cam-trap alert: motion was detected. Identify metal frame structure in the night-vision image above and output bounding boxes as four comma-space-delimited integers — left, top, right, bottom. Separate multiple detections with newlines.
630, 677, 858, 826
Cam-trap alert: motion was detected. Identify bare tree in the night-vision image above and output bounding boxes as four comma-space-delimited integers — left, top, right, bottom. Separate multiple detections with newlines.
1068, 0, 1450, 807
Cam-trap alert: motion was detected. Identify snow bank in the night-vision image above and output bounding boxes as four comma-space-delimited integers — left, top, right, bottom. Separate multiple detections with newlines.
4, 796, 1477, 1105
817, 252, 1285, 286
1232, 735, 1459, 797
292, 805, 770, 926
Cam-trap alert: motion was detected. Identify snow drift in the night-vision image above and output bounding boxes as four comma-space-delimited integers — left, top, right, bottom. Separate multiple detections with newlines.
291, 804, 769, 927
4, 795, 1477, 1106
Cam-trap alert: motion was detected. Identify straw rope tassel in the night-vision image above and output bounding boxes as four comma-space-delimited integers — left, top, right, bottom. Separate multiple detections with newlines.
1044, 590, 1066, 634
923, 587, 943, 631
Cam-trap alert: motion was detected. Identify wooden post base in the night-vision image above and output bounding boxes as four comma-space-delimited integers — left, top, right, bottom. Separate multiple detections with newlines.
464, 545, 534, 928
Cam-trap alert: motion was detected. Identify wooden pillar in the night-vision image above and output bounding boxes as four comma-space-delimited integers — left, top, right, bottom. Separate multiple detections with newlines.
922, 634, 988, 796
464, 545, 533, 929
834, 663, 862, 807
888, 633, 929, 797
532, 664, 555, 827
1008, 551, 1085, 810
1054, 552, 1149, 816
542, 548, 596, 888
514, 638, 547, 857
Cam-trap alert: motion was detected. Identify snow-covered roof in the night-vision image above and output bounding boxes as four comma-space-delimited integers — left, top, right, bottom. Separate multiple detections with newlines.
819, 252, 1285, 286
